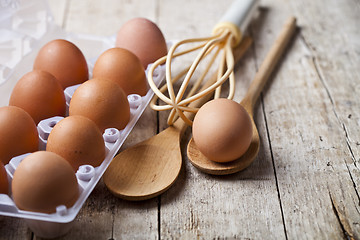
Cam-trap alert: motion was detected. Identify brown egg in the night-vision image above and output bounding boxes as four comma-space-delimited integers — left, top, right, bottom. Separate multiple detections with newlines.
115, 17, 168, 69
46, 115, 106, 171
12, 151, 79, 213
0, 162, 9, 194
92, 48, 148, 96
69, 79, 130, 133
33, 39, 89, 89
9, 70, 66, 124
0, 106, 39, 165
192, 99, 253, 163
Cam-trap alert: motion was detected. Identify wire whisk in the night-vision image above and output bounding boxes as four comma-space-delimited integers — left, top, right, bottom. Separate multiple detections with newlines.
147, 0, 258, 126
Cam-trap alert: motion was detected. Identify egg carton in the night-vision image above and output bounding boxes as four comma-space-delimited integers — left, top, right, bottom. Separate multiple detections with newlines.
0, 0, 166, 238
0, 64, 164, 237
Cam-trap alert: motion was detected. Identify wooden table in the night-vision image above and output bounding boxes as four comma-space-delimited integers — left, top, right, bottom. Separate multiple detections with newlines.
1, 0, 359, 239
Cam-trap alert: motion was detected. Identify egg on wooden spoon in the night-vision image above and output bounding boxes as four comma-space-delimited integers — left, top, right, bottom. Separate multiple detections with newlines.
189, 17, 297, 173
192, 98, 253, 163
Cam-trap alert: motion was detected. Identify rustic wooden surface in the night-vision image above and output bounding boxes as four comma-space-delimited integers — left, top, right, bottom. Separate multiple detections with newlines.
1, 0, 359, 239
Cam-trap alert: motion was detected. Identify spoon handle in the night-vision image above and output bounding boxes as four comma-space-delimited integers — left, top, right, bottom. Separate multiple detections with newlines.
241, 17, 297, 114
173, 37, 253, 135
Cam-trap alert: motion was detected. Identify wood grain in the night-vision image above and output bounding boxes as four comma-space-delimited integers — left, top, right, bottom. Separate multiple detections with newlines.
1, 0, 359, 239
253, 0, 360, 238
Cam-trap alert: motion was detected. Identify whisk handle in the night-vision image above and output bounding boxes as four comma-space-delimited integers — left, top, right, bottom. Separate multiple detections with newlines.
213, 0, 259, 45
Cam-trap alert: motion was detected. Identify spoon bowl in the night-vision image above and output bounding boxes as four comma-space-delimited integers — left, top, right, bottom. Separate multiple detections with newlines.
103, 126, 182, 201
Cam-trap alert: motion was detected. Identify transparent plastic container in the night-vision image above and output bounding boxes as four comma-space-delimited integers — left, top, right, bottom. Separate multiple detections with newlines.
0, 0, 165, 238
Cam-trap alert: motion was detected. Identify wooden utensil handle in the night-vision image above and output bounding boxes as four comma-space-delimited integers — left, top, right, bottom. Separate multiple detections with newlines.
173, 36, 253, 135
241, 17, 297, 114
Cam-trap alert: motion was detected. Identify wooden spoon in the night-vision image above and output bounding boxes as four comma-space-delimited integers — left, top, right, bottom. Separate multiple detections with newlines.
187, 17, 297, 175
103, 37, 252, 201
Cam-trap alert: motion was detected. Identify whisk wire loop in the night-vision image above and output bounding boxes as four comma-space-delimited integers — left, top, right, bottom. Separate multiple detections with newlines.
147, 26, 239, 126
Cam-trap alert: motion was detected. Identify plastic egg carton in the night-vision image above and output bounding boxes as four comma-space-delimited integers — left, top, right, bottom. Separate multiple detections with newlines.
0, 0, 166, 238
0, 66, 164, 238
0, 62, 165, 237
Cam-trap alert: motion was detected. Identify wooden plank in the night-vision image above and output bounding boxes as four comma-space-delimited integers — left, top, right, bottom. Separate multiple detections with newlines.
63, 0, 158, 35
157, 0, 286, 238
2, 0, 359, 239
0, 216, 32, 240
290, 0, 360, 238
290, 0, 360, 190
257, 0, 360, 238
111, 108, 159, 240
